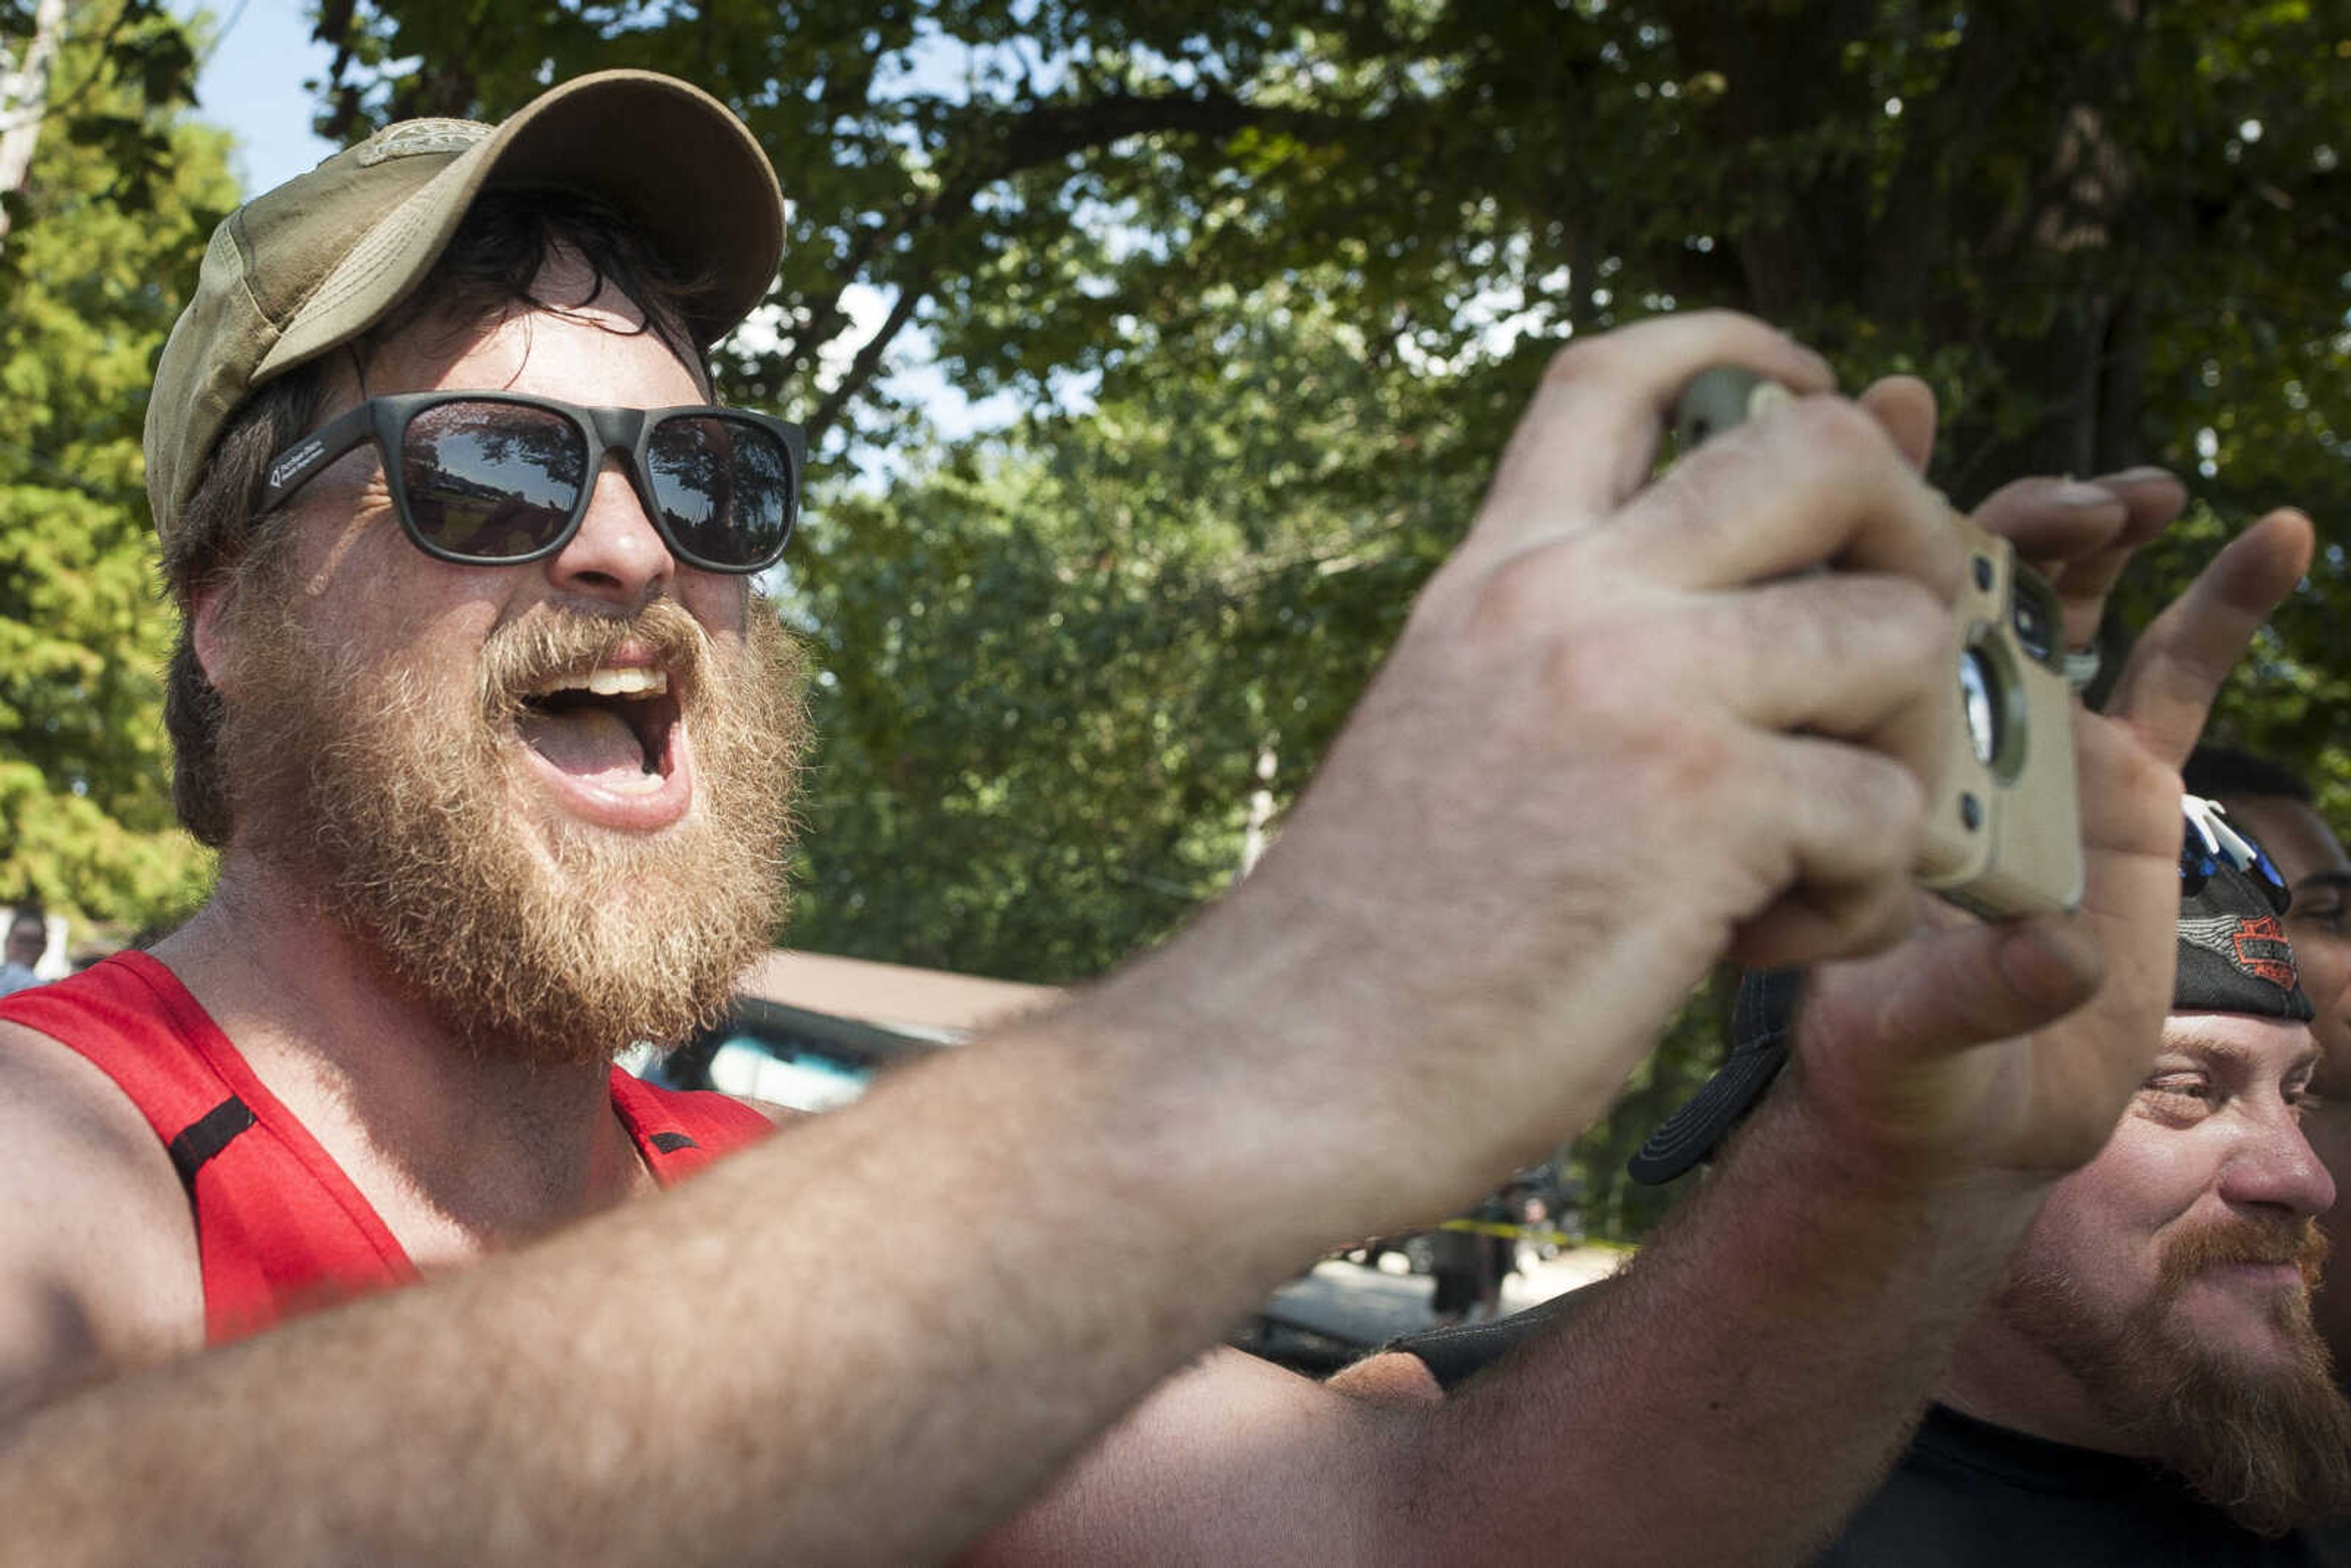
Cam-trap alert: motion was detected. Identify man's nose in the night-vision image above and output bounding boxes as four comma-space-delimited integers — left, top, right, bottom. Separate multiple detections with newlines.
546, 457, 674, 609
2220, 1105, 2339, 1219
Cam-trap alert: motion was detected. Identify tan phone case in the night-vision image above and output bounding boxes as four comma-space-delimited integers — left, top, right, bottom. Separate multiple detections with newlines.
1673, 368, 2083, 918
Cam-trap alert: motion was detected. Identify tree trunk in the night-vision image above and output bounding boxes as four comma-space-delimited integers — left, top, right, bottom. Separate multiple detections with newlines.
0, 0, 69, 250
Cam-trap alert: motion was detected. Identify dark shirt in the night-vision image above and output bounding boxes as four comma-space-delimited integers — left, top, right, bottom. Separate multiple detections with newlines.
1385, 1316, 2351, 1566
1817, 1404, 2349, 1567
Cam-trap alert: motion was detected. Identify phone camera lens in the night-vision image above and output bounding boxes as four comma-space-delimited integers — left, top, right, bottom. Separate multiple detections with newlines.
2011, 580, 2057, 664
1960, 649, 2001, 767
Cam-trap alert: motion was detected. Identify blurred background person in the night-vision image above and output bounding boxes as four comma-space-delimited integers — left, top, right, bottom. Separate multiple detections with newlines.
0, 906, 51, 996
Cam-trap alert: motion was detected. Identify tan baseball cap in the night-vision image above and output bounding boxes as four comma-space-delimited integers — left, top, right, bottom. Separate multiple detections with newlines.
144, 69, 785, 543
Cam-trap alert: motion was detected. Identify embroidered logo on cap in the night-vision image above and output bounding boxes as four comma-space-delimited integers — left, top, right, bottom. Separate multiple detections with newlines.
2178, 912, 2300, 992
355, 119, 491, 167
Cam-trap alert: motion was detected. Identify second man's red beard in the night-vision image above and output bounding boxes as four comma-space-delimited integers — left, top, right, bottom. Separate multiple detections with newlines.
1999, 1211, 2351, 1535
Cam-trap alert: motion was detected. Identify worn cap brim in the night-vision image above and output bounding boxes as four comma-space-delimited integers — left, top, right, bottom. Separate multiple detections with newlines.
1626, 968, 1802, 1185
258, 70, 781, 381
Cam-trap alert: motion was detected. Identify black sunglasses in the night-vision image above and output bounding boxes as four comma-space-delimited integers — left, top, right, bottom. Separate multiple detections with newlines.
258, 391, 805, 574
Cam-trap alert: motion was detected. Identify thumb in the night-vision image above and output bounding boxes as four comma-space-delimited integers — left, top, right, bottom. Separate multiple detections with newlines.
1804, 914, 2104, 1068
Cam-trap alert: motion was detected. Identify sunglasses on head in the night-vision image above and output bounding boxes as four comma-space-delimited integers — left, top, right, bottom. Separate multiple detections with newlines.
2180, 795, 2291, 909
258, 391, 805, 574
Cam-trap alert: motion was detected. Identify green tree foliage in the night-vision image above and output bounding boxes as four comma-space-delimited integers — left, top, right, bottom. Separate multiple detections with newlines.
1, 0, 202, 242
788, 277, 1490, 978
288, 1, 2351, 1230
0, 9, 228, 929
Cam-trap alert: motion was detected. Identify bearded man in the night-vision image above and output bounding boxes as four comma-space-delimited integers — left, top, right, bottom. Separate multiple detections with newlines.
2187, 746, 2351, 1382
0, 69, 2322, 1567
1607, 803, 2351, 1559
1823, 801, 2351, 1558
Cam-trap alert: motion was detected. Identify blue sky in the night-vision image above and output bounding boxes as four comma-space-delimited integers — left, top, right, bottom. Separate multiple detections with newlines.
186, 0, 339, 198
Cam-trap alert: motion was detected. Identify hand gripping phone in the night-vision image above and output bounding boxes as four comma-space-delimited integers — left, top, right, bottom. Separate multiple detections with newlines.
1672, 367, 2083, 918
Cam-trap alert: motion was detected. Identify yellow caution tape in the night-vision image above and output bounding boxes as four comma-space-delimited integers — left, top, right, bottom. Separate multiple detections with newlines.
1432, 1218, 1577, 1247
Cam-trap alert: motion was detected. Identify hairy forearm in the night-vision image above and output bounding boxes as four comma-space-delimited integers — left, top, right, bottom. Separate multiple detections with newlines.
1404, 1095, 2053, 1566
0, 802, 1727, 1565
0, 982, 1379, 1566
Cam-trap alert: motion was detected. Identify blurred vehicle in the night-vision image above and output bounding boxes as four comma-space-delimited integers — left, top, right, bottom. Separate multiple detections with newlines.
639, 952, 1605, 1374
641, 949, 1059, 1113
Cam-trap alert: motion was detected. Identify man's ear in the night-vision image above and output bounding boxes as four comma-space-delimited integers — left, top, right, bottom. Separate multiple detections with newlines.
191, 582, 236, 697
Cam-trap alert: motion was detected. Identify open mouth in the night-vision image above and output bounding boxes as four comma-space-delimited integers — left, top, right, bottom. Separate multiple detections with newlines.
515, 667, 682, 797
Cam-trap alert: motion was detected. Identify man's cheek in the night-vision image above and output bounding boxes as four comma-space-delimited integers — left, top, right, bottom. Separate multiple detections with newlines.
2308, 1119, 2351, 1378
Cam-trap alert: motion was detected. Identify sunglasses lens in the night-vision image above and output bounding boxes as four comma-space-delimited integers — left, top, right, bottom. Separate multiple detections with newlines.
402, 400, 588, 560
647, 414, 796, 569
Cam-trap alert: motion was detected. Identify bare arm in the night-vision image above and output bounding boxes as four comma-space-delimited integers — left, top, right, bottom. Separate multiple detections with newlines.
0, 313, 1995, 1564
0, 1025, 204, 1424
962, 1092, 2060, 1568
3, 1000, 1352, 1562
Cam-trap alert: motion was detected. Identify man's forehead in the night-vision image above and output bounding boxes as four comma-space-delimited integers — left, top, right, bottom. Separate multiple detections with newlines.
2160, 1011, 2319, 1076
2292, 869, 2351, 907
351, 255, 702, 405
2225, 793, 2350, 884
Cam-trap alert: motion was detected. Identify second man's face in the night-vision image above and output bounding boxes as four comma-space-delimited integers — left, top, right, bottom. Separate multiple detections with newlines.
1958, 1010, 2351, 1534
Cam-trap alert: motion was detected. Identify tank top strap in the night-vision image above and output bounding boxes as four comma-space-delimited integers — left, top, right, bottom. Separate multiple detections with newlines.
608, 1068, 774, 1184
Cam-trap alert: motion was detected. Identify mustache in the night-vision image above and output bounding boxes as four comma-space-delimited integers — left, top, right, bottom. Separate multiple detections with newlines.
477, 601, 714, 716
2159, 1213, 2331, 1292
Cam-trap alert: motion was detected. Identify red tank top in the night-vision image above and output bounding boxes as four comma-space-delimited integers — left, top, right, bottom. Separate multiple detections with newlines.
0, 951, 773, 1344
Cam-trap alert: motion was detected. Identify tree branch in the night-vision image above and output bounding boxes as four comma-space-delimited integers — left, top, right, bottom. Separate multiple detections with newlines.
792, 88, 1351, 436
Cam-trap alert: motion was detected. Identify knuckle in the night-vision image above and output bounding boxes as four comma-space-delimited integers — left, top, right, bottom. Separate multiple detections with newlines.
1882, 579, 1958, 672
1541, 334, 1619, 389
1468, 549, 1565, 636
1841, 752, 1930, 852
1539, 625, 1731, 780
1536, 618, 1643, 718
1785, 395, 1894, 467
1969, 475, 2043, 524
1810, 877, 1911, 958
1765, 576, 1948, 689
1408, 553, 1482, 629
1675, 307, 1753, 336
1640, 449, 1757, 566
1641, 705, 1738, 793
1546, 309, 1777, 392
1847, 879, 1919, 953
1744, 580, 1844, 672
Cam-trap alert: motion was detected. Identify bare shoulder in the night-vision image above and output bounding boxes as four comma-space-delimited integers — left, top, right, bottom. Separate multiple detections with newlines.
964, 1347, 1413, 1565
0, 1018, 203, 1420
1323, 1348, 1446, 1409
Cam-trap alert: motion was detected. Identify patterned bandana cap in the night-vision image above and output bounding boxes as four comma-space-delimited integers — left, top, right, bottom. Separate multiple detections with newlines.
1627, 794, 2313, 1185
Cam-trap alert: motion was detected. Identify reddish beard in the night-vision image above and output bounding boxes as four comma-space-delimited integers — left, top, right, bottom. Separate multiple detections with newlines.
2000, 1212, 2351, 1536
217, 581, 806, 1069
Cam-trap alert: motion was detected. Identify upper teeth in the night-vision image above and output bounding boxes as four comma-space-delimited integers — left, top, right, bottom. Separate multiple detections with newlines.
538, 668, 669, 698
